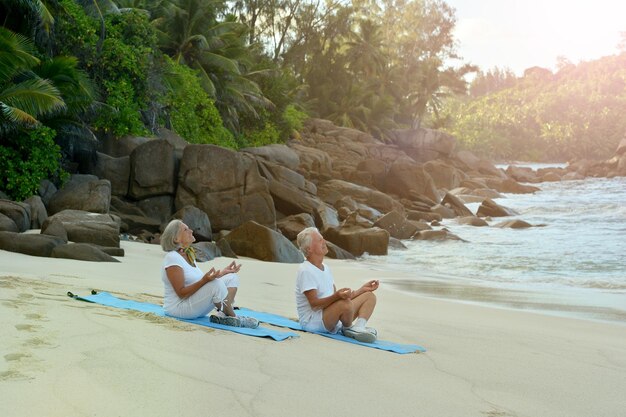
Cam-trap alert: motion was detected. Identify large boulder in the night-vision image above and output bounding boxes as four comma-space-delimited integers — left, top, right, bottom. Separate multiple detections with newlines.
485, 178, 540, 194
276, 213, 316, 241
176, 145, 276, 231
99, 135, 152, 158
313, 203, 340, 232
136, 195, 174, 224
37, 180, 57, 207
457, 216, 489, 227
128, 139, 176, 199
388, 128, 456, 162
317, 179, 400, 214
23, 195, 47, 229
506, 165, 538, 183
42, 210, 121, 247
476, 199, 518, 217
0, 213, 18, 232
51, 243, 120, 262
325, 241, 357, 260
383, 162, 440, 203
48, 175, 111, 215
454, 150, 505, 178
267, 179, 321, 217
494, 219, 533, 229
373, 210, 419, 239
242, 144, 300, 170
440, 192, 474, 217
94, 152, 130, 196
0, 231, 66, 257
222, 220, 304, 263
289, 143, 333, 179
323, 226, 389, 256
191, 241, 222, 262
413, 229, 463, 241
0, 200, 31, 232
423, 160, 466, 190
171, 206, 212, 242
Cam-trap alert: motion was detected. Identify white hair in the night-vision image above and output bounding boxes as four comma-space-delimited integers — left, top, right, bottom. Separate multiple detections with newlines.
161, 219, 184, 252
296, 227, 319, 257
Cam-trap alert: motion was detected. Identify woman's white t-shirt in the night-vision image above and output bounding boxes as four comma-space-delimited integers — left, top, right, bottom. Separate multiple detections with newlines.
295, 260, 335, 326
161, 251, 203, 311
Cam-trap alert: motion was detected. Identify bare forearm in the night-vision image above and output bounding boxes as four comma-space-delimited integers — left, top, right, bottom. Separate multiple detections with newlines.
308, 293, 340, 311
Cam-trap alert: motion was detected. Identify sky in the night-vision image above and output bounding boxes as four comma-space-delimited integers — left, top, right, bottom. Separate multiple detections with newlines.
444, 0, 626, 75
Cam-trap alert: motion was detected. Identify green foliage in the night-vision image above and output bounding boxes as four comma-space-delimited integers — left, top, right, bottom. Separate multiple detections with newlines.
239, 120, 280, 148
441, 54, 626, 161
54, 3, 155, 137
165, 59, 235, 147
0, 27, 65, 132
0, 126, 66, 201
282, 104, 307, 134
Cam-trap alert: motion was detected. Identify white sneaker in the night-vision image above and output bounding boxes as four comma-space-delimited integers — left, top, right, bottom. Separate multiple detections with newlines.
342, 326, 377, 343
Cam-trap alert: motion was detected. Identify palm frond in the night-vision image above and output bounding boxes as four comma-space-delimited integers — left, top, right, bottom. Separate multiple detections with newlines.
0, 77, 65, 121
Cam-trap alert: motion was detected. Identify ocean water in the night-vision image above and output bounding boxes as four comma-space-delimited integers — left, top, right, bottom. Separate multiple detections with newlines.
361, 165, 626, 324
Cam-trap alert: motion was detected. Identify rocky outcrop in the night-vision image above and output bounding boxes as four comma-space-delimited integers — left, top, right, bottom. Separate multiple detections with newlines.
94, 152, 130, 196
388, 128, 456, 162
176, 145, 276, 231
318, 179, 401, 214
23, 195, 47, 229
0, 213, 18, 232
276, 213, 316, 241
0, 200, 31, 232
373, 210, 420, 240
476, 199, 518, 218
128, 139, 176, 199
48, 175, 111, 215
51, 243, 120, 262
242, 144, 300, 170
42, 210, 121, 247
171, 206, 212, 242
383, 162, 440, 203
223, 221, 304, 263
0, 231, 66, 257
323, 226, 389, 256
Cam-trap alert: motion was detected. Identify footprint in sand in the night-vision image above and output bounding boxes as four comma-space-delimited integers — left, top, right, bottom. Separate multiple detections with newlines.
0, 369, 28, 381
4, 352, 30, 362
15, 323, 40, 332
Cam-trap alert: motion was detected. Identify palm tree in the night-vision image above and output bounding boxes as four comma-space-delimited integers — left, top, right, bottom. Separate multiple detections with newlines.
0, 27, 65, 134
154, 0, 272, 133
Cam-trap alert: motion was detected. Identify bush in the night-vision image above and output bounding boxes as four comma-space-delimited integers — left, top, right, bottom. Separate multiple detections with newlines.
165, 59, 235, 147
0, 127, 66, 201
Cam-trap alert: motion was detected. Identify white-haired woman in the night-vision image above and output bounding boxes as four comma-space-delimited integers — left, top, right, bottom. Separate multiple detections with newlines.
160, 219, 257, 328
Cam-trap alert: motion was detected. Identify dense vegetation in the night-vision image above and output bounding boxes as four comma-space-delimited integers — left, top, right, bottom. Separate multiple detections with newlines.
1, 0, 624, 200
437, 54, 626, 161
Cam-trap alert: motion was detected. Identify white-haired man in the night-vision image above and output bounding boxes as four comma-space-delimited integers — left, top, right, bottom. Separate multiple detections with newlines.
295, 227, 379, 343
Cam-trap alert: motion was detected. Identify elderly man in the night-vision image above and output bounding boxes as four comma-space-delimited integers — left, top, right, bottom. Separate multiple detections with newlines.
295, 227, 379, 343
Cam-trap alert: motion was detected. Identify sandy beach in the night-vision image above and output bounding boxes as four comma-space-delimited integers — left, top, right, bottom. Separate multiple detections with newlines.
1, 241, 625, 417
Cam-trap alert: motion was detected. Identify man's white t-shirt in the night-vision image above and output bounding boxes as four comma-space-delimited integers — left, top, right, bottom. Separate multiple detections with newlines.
161, 251, 203, 311
295, 260, 335, 326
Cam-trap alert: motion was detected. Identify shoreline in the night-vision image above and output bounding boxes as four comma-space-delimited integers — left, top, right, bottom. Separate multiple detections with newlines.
2, 241, 626, 417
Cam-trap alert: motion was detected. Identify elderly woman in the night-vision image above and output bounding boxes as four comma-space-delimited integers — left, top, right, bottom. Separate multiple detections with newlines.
160, 219, 258, 328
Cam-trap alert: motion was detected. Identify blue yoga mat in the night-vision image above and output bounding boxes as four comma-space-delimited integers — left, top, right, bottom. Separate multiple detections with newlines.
237, 307, 426, 354
70, 292, 298, 341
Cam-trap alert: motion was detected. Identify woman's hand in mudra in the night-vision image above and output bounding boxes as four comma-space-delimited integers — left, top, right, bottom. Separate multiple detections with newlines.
222, 261, 242, 275
202, 267, 221, 282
